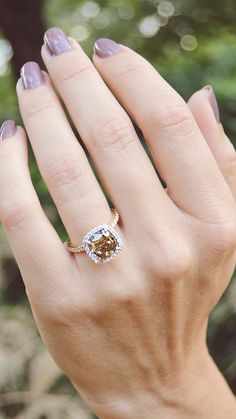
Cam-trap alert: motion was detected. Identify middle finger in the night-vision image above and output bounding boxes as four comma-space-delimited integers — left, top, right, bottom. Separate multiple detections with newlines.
42, 28, 175, 231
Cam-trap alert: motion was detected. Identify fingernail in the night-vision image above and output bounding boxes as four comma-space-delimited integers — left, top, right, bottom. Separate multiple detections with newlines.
0, 120, 16, 140
21, 61, 45, 89
202, 85, 220, 123
44, 27, 71, 56
94, 38, 122, 58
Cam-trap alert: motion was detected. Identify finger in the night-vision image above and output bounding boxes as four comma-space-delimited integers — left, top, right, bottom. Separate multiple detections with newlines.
0, 121, 70, 301
188, 86, 236, 200
17, 62, 110, 246
93, 39, 235, 223
41, 28, 175, 233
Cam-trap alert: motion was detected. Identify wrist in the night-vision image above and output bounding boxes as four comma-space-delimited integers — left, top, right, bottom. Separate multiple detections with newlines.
85, 350, 236, 419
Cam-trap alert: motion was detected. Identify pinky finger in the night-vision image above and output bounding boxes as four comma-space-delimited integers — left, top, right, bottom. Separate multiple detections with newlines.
188, 87, 236, 200
0, 120, 71, 303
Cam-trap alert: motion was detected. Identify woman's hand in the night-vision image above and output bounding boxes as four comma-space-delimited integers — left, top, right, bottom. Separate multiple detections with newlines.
0, 29, 236, 418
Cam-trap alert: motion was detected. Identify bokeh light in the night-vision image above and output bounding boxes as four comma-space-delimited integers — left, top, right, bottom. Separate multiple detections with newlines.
117, 5, 135, 20
138, 15, 160, 38
180, 34, 198, 51
158, 1, 175, 17
0, 39, 13, 77
92, 10, 112, 30
70, 24, 91, 42
81, 1, 100, 18
159, 15, 169, 26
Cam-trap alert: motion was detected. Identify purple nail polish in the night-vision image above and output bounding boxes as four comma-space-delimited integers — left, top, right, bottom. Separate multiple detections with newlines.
21, 62, 45, 90
0, 120, 16, 140
94, 38, 122, 58
44, 27, 71, 56
202, 85, 220, 123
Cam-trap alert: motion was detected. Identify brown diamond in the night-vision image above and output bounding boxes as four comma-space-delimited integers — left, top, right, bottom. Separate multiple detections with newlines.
87, 228, 117, 260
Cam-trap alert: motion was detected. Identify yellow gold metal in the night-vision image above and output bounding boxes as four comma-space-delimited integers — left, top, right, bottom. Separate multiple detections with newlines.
65, 208, 119, 254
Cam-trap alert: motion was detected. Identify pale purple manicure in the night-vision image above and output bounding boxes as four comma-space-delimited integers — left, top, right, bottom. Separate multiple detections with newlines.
0, 120, 16, 140
44, 27, 71, 56
202, 85, 220, 123
21, 62, 45, 89
94, 38, 122, 58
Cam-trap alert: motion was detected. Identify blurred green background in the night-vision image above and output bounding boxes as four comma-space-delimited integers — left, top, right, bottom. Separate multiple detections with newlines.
0, 0, 235, 418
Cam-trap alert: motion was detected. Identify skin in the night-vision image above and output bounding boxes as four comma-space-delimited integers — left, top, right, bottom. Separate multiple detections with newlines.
0, 36, 236, 418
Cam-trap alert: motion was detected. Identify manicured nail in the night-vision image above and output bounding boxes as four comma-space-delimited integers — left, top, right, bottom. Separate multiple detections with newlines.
0, 120, 16, 140
202, 85, 220, 123
44, 27, 71, 56
21, 62, 45, 89
94, 38, 122, 58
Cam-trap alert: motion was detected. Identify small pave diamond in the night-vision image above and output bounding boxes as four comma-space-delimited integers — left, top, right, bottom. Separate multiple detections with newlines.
83, 225, 123, 264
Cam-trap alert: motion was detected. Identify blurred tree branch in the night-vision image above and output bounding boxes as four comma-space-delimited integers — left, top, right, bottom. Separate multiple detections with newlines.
0, 0, 45, 80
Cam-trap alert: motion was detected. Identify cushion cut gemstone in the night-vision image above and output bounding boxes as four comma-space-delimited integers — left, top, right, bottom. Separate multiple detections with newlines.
87, 228, 117, 260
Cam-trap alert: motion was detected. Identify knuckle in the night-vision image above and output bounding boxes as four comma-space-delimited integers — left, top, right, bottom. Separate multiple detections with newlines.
152, 237, 192, 280
41, 294, 81, 326
46, 156, 85, 189
115, 53, 144, 79
223, 148, 236, 178
85, 286, 147, 323
113, 286, 147, 308
161, 252, 191, 280
92, 115, 136, 154
149, 102, 195, 137
56, 60, 92, 86
20, 98, 56, 120
84, 301, 107, 324
1, 200, 35, 231
210, 220, 236, 253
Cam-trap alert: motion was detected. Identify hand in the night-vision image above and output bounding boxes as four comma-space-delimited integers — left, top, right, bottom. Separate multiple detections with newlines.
0, 30, 236, 418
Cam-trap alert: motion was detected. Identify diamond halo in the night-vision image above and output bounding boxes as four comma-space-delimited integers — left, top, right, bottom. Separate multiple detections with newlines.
83, 224, 123, 264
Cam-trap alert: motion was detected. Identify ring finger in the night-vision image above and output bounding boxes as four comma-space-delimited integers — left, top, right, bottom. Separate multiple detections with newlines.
17, 62, 110, 246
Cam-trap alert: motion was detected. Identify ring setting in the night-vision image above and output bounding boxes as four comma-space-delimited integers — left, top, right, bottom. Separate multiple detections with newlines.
83, 224, 123, 264
65, 209, 123, 264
